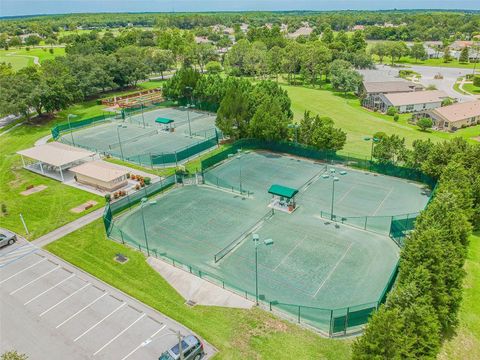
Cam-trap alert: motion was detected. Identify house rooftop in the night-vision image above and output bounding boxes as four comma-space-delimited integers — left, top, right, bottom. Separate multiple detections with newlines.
384, 90, 449, 107
431, 100, 480, 123
70, 160, 129, 182
363, 80, 421, 94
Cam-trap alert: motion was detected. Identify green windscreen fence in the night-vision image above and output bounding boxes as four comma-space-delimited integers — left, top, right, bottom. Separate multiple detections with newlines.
51, 113, 116, 140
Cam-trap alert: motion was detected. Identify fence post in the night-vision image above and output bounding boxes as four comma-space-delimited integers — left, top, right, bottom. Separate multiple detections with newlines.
298, 306, 301, 323
364, 216, 368, 230
120, 230, 125, 244
344, 307, 350, 336
329, 310, 334, 337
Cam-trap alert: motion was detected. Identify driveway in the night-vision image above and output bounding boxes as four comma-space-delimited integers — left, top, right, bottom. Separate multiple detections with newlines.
0, 236, 215, 360
374, 64, 475, 102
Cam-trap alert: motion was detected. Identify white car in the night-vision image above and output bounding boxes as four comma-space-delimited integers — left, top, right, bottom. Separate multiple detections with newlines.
0, 230, 17, 248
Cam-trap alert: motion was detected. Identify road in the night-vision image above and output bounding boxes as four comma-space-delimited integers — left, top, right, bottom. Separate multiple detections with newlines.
0, 232, 216, 359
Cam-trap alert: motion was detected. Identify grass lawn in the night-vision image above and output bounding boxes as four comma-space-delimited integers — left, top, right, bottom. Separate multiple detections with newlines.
0, 101, 110, 239
463, 82, 480, 95
45, 219, 352, 360
374, 56, 477, 69
284, 84, 479, 157
439, 232, 480, 360
0, 47, 66, 70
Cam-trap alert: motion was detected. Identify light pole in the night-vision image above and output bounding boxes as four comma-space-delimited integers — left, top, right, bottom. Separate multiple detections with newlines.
228, 152, 243, 194
140, 197, 157, 256
330, 174, 340, 220
116, 124, 126, 161
252, 233, 274, 306
67, 114, 78, 146
364, 136, 379, 162
288, 123, 299, 143
140, 98, 146, 128
185, 103, 195, 137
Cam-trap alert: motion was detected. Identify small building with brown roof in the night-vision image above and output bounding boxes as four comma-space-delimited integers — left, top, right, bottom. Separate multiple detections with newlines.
377, 90, 449, 113
70, 160, 129, 191
423, 100, 480, 131
360, 81, 424, 110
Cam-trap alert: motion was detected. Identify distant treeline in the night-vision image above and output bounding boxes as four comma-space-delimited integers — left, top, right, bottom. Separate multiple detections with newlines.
0, 11, 479, 41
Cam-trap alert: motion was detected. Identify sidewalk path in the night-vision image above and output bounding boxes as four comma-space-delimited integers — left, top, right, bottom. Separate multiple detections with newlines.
32, 208, 104, 248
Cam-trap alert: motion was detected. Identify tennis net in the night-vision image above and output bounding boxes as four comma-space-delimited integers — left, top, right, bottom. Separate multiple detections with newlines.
108, 129, 158, 150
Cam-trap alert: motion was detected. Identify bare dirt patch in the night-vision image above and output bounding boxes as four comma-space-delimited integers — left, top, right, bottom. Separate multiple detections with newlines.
20, 184, 47, 196
70, 200, 98, 213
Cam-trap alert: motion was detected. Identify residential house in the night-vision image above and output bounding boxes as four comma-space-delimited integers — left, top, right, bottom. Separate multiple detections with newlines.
376, 90, 449, 113
418, 100, 480, 131
360, 81, 424, 110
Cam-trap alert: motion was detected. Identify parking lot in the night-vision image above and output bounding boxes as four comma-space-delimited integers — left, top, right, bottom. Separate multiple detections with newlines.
0, 238, 215, 360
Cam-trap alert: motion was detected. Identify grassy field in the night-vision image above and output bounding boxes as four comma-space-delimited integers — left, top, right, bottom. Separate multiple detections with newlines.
374, 56, 477, 69
45, 220, 352, 360
284, 84, 480, 156
463, 82, 480, 95
0, 47, 66, 70
0, 100, 110, 239
439, 232, 480, 360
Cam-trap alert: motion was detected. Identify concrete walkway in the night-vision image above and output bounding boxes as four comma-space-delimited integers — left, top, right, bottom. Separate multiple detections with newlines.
34, 133, 52, 146
32, 208, 104, 247
148, 257, 254, 309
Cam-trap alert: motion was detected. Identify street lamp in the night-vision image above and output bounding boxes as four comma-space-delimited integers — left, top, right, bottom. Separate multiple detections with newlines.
252, 233, 274, 306
140, 97, 146, 128
184, 103, 195, 137
363, 136, 380, 162
140, 197, 157, 256
288, 123, 300, 143
329, 170, 340, 220
116, 124, 127, 161
228, 152, 243, 194
67, 114, 78, 146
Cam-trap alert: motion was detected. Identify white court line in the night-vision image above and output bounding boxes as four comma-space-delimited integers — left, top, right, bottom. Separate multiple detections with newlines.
93, 313, 146, 356
9, 266, 60, 295
273, 234, 308, 272
372, 187, 394, 216
0, 257, 47, 285
120, 324, 166, 360
313, 242, 354, 298
336, 185, 357, 205
24, 274, 75, 305
40, 283, 90, 317
73, 302, 127, 342
56, 292, 108, 328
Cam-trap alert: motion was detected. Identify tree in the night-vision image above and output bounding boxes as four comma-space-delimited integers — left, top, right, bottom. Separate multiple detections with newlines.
300, 41, 331, 86
370, 42, 388, 64
386, 41, 409, 65
410, 42, 426, 62
216, 84, 251, 139
146, 48, 175, 79
282, 41, 303, 84
417, 117, 433, 131
299, 111, 346, 151
329, 59, 362, 94
112, 46, 149, 87
321, 27, 334, 44
266, 46, 283, 82
473, 76, 480, 87
386, 106, 398, 116
24, 35, 42, 47
205, 61, 222, 74
443, 47, 452, 62
193, 43, 216, 73
249, 97, 290, 141
1, 351, 28, 360
459, 47, 469, 63
441, 97, 453, 106
373, 134, 408, 164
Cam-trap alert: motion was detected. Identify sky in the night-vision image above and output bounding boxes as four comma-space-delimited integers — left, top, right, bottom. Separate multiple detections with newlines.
1, 0, 479, 17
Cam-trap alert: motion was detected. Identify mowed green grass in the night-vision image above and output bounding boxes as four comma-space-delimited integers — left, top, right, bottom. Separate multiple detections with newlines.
0, 101, 110, 239
373, 56, 477, 69
45, 219, 352, 360
284, 85, 480, 156
439, 232, 480, 360
463, 82, 480, 95
0, 47, 66, 70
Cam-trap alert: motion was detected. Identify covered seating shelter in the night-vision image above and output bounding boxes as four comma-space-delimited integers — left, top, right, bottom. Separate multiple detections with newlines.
17, 142, 95, 182
155, 117, 174, 132
268, 184, 299, 213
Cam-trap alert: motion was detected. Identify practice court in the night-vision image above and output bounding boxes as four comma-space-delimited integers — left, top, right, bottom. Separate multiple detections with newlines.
59, 107, 217, 164
112, 151, 430, 332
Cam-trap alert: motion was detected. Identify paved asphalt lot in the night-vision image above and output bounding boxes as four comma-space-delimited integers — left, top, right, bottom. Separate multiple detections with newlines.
0, 238, 215, 360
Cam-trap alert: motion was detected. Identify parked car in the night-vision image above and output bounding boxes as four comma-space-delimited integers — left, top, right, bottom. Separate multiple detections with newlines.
159, 335, 205, 360
0, 230, 17, 248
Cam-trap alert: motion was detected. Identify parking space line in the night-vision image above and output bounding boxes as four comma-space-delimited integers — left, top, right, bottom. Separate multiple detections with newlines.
120, 324, 167, 360
0, 257, 47, 285
0, 243, 30, 257
73, 302, 127, 342
56, 292, 108, 328
9, 266, 60, 295
40, 283, 90, 317
0, 248, 40, 268
24, 274, 76, 305
93, 313, 146, 356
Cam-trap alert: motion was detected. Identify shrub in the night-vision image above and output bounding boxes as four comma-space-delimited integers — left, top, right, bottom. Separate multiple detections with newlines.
426, 84, 437, 90
386, 106, 397, 116
104, 194, 111, 202
1, 203, 7, 214
25, 47, 30, 51
473, 76, 480, 87
49, 48, 54, 54
417, 117, 433, 131
442, 98, 454, 106
393, 114, 399, 122
144, 177, 151, 185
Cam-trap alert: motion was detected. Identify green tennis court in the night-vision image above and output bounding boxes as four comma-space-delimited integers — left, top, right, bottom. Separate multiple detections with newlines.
59, 107, 218, 166
111, 150, 430, 333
